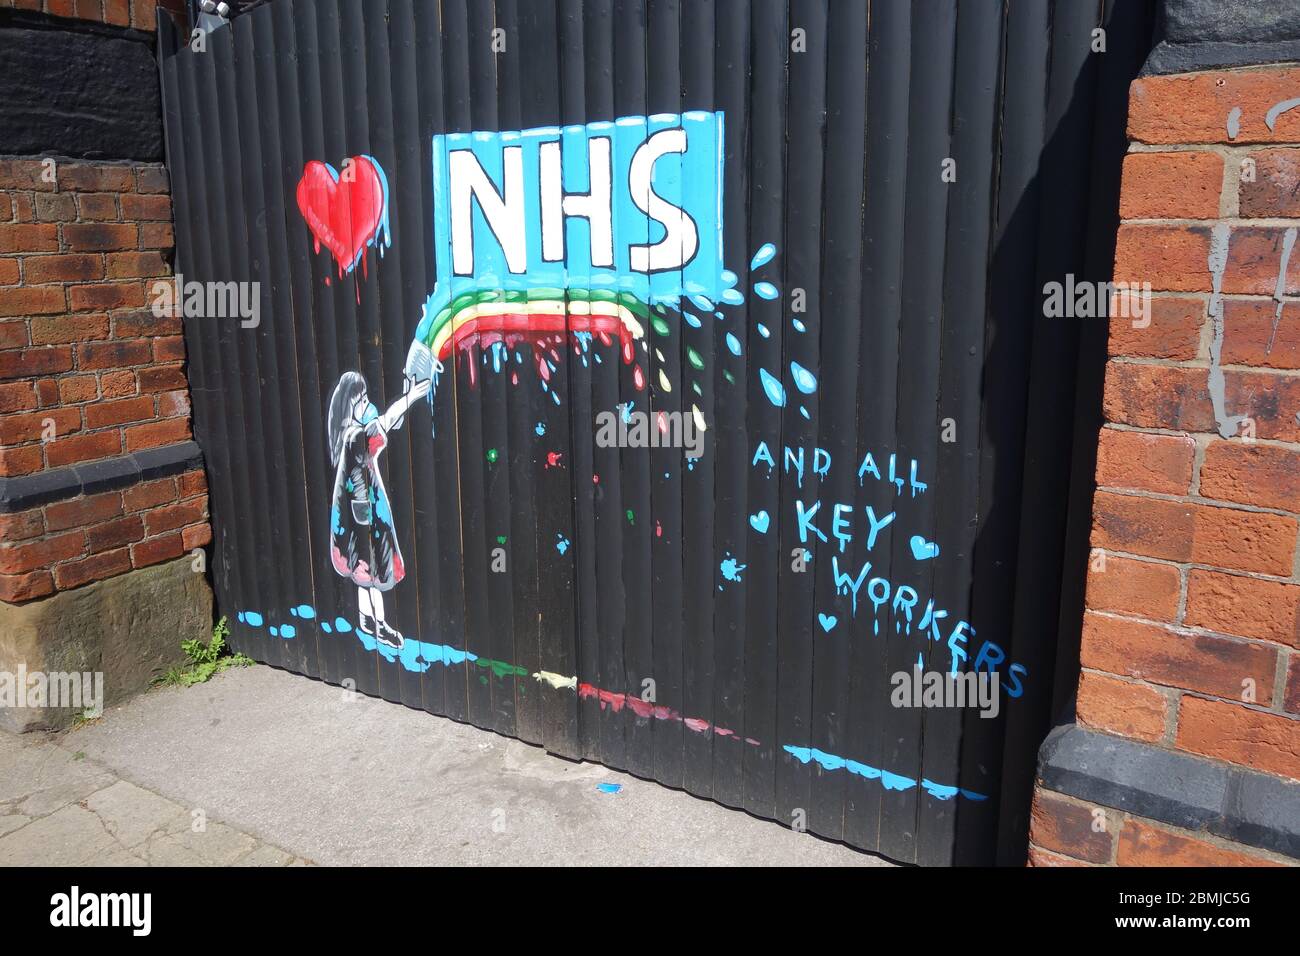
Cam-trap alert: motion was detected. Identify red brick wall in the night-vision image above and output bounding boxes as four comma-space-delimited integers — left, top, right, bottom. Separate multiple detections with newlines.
0, 157, 209, 603
1030, 65, 1300, 867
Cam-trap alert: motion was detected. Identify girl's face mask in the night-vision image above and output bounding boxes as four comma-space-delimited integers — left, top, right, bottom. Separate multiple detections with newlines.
352, 394, 379, 425
348, 395, 374, 426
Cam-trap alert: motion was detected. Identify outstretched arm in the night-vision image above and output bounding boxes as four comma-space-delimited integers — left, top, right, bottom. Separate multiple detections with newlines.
379, 378, 431, 432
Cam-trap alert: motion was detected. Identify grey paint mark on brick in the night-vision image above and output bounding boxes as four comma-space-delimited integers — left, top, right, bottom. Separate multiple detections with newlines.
1269, 226, 1297, 354
1227, 106, 1242, 140
1205, 222, 1246, 439
1265, 96, 1300, 131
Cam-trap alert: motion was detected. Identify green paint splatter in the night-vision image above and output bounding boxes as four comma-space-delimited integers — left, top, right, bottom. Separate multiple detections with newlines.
626, 509, 635, 525
692, 382, 702, 395
724, 370, 736, 385
486, 448, 499, 464
686, 347, 704, 370
474, 657, 530, 679
652, 316, 671, 337
496, 535, 507, 545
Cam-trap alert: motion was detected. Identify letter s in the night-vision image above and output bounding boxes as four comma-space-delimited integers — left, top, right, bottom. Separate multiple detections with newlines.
628, 128, 698, 272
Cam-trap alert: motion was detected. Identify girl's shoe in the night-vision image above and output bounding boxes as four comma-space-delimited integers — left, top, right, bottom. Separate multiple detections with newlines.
374, 620, 404, 650
358, 612, 377, 636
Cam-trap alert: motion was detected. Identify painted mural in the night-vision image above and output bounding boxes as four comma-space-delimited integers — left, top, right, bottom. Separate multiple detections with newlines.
162, 0, 1136, 865
403, 114, 724, 422
231, 110, 1026, 805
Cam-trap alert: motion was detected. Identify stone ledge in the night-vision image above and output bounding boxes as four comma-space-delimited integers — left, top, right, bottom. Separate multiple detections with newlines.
0, 441, 203, 515
1038, 724, 1300, 861
1143, 0, 1300, 75
0, 555, 211, 733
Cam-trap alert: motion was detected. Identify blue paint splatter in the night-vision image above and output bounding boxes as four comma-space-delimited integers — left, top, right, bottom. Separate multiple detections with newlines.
792, 318, 806, 333
596, 782, 623, 794
556, 534, 570, 555
354, 628, 478, 673
270, 626, 279, 637
422, 644, 476, 667
535, 421, 546, 436
921, 780, 959, 800
750, 242, 776, 270
689, 294, 715, 312
758, 368, 786, 407
757, 323, 770, 338
280, 624, 296, 639
753, 281, 779, 300
295, 604, 315, 619
720, 288, 745, 306
244, 611, 263, 628
725, 332, 742, 356
321, 622, 333, 633
684, 311, 702, 329
720, 552, 747, 583
782, 745, 985, 801
790, 361, 817, 394
334, 617, 352, 633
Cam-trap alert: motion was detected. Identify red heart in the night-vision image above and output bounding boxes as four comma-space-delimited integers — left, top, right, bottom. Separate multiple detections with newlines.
295, 156, 387, 276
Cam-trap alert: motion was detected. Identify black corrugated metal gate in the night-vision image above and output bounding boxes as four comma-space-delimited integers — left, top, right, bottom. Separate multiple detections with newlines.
158, 0, 1153, 864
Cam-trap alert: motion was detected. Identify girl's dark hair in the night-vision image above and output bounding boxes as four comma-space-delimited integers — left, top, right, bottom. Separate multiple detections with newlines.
327, 371, 367, 465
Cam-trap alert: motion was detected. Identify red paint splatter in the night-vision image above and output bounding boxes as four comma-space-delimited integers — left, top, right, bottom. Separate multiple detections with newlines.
545, 451, 563, 469
444, 315, 642, 403
578, 682, 744, 738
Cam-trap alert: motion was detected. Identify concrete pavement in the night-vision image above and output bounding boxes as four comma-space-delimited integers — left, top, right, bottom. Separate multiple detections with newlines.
0, 664, 886, 866
0, 727, 305, 866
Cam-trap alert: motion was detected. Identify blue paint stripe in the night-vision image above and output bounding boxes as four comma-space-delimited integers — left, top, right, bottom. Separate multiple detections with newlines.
781, 745, 986, 802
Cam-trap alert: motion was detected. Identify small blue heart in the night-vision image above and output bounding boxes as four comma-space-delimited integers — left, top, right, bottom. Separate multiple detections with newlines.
910, 535, 939, 561
749, 510, 770, 534
818, 613, 837, 633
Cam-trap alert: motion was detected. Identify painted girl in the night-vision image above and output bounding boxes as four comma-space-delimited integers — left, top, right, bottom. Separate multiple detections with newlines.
327, 370, 430, 649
